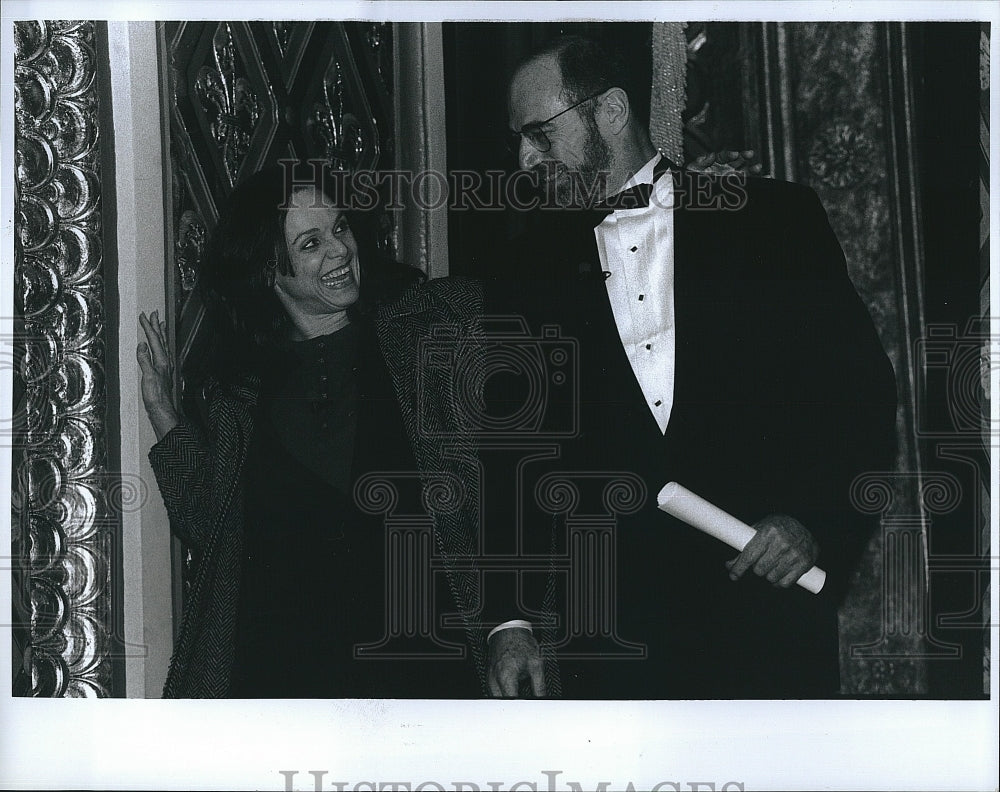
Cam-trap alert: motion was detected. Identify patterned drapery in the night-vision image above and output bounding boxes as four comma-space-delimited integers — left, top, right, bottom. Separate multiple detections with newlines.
649, 22, 687, 164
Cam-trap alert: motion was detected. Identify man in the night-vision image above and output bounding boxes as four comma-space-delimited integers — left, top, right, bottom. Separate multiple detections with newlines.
484, 35, 897, 698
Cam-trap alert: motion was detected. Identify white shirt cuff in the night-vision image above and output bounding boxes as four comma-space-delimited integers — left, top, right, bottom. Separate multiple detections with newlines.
487, 619, 533, 641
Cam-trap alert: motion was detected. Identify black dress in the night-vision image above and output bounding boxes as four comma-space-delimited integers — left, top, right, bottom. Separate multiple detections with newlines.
229, 321, 477, 697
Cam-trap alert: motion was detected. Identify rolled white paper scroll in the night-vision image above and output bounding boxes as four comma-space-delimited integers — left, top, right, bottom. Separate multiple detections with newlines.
657, 481, 827, 594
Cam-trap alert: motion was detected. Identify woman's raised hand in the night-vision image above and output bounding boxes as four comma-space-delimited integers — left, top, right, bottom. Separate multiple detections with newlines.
137, 310, 182, 441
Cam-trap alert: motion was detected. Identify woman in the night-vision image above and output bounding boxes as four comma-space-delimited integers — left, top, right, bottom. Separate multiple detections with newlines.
138, 164, 484, 698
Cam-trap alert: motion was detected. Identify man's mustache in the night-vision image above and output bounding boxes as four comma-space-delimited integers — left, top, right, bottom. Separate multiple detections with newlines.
526, 161, 566, 185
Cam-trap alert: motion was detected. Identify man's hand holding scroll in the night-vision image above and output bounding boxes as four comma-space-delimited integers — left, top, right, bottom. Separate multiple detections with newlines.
726, 514, 820, 589
657, 482, 827, 594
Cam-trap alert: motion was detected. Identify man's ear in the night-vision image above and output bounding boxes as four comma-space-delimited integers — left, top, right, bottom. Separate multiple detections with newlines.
598, 87, 630, 135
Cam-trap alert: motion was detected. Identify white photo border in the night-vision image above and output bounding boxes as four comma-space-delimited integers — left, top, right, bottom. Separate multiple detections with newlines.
1, 2, 997, 791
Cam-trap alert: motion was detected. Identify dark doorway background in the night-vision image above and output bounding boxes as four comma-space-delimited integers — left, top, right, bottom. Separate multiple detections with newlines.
443, 22, 651, 278
911, 21, 988, 700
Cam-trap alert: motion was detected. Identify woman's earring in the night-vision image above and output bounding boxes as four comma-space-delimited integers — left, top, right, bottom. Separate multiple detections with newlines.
265, 259, 277, 288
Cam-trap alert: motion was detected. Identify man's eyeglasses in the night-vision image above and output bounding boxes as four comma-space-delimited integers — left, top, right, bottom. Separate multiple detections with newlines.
506, 89, 606, 154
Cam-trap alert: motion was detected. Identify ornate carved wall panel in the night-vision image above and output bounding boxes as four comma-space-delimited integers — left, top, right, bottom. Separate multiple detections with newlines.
164, 21, 394, 383
161, 20, 394, 605
12, 20, 121, 697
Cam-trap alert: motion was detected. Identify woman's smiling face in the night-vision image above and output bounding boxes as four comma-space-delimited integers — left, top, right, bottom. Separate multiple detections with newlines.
274, 186, 361, 329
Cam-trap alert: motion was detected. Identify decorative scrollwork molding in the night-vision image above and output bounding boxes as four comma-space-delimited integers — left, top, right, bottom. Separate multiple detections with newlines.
195, 23, 262, 186
13, 19, 117, 697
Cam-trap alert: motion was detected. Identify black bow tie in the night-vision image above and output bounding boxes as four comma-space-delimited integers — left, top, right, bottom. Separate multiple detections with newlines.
588, 157, 674, 224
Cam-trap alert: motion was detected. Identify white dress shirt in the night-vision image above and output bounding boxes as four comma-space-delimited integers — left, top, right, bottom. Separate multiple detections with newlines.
594, 153, 676, 434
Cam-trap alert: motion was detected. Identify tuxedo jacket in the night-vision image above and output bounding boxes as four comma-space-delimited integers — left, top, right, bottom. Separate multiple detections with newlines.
485, 172, 898, 698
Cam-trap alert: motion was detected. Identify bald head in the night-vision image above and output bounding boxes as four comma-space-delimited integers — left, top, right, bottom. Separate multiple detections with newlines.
507, 36, 656, 202
508, 54, 566, 128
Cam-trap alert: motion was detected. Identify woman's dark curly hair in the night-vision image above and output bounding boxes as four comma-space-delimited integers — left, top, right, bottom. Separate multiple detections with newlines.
197, 162, 423, 382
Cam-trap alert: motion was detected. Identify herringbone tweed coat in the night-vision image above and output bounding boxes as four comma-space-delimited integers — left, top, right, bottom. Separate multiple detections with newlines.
151, 277, 534, 697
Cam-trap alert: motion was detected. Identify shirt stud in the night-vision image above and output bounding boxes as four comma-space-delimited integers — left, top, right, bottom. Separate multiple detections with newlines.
638, 294, 644, 301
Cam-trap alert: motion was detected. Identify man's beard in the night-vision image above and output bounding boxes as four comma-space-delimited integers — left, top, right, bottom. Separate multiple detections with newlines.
542, 116, 613, 208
